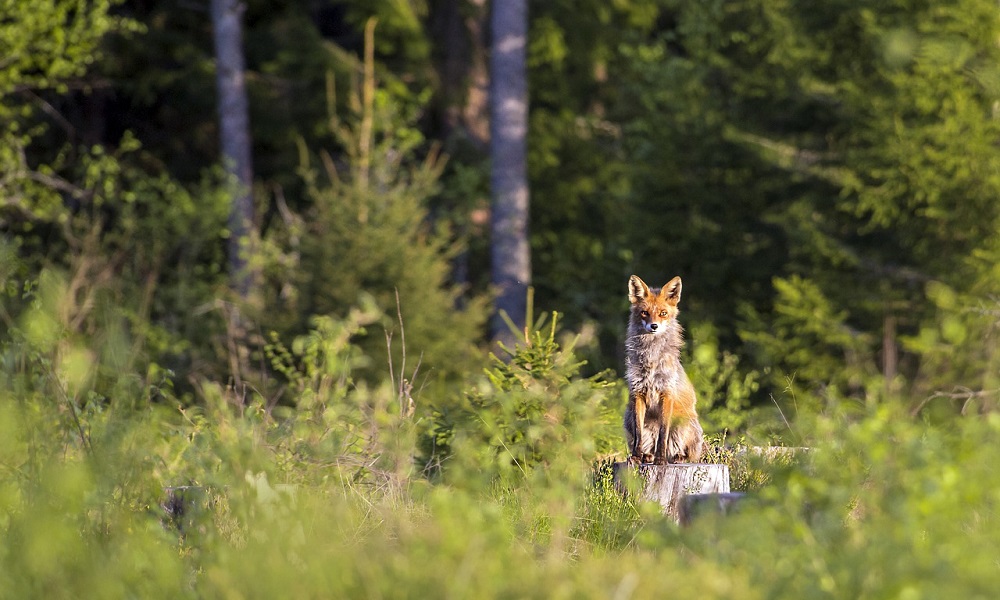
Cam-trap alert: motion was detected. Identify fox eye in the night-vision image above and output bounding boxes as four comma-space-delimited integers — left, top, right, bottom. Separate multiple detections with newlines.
640, 310, 649, 318
659, 311, 668, 317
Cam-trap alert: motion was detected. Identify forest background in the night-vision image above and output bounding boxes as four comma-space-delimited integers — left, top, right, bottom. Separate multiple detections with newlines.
2, 0, 1000, 596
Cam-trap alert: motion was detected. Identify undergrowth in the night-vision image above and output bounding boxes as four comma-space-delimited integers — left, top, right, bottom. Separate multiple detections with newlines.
1, 271, 998, 598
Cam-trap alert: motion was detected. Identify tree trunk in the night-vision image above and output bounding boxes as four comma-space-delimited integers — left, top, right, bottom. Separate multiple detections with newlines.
430, 0, 490, 150
427, 0, 490, 303
612, 462, 731, 522
211, 0, 255, 299
489, 0, 530, 348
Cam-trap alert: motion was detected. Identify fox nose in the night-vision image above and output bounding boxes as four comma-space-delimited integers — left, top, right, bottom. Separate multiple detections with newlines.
648, 323, 658, 331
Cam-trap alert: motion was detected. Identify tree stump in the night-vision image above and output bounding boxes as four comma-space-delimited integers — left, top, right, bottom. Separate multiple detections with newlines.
612, 462, 730, 522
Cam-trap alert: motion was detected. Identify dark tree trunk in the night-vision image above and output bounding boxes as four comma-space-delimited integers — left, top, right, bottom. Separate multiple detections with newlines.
489, 0, 530, 348
430, 0, 490, 150
428, 0, 490, 300
211, 0, 255, 299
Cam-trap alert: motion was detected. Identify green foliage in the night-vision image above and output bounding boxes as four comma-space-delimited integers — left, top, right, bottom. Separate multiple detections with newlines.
687, 322, 764, 434
0, 0, 236, 389
259, 296, 424, 487
334, 0, 430, 65
703, 435, 802, 493
0, 0, 138, 213
902, 244, 1000, 416
9, 0, 998, 442
606, 0, 1000, 416
740, 274, 881, 411
424, 310, 622, 484
0, 0, 115, 92
5, 268, 1000, 598
260, 73, 487, 383
525, 1, 651, 371
264, 305, 378, 410
6, 2, 1000, 594
1, 138, 234, 389
572, 459, 645, 552
678, 405, 1000, 598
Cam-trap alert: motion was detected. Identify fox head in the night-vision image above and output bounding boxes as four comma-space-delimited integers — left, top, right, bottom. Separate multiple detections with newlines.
628, 275, 682, 333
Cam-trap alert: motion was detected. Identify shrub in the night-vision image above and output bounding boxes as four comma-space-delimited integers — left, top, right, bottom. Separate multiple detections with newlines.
422, 310, 622, 484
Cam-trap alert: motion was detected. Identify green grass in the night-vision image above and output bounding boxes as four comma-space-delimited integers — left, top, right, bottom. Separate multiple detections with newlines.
3, 388, 1000, 597
3, 282, 999, 598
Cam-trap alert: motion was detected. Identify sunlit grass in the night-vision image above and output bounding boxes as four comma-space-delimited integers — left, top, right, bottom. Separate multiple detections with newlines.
2, 273, 999, 597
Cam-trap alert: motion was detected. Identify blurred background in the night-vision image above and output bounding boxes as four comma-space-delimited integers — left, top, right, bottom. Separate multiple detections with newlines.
6, 0, 998, 428
3, 1, 1000, 595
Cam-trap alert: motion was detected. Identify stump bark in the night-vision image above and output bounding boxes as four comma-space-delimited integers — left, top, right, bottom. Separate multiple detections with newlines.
612, 462, 730, 522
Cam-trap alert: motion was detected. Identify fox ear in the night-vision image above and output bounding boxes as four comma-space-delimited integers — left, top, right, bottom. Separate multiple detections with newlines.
661, 276, 682, 305
628, 275, 649, 304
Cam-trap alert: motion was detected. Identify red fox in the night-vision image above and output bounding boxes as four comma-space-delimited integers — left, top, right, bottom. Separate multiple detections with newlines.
623, 275, 704, 465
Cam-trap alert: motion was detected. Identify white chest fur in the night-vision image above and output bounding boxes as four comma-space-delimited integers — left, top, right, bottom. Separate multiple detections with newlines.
625, 326, 684, 405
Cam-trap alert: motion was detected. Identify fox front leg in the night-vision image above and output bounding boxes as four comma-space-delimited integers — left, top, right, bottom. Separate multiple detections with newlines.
628, 394, 647, 464
638, 424, 655, 464
653, 422, 670, 465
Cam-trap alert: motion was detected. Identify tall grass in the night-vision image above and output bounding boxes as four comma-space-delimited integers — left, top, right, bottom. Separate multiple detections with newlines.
1, 271, 998, 597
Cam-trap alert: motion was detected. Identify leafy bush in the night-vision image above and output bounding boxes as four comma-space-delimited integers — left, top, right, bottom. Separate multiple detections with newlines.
673, 405, 1000, 598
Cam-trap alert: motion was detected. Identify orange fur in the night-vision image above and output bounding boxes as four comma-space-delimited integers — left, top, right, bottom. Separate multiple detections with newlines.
623, 275, 704, 464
